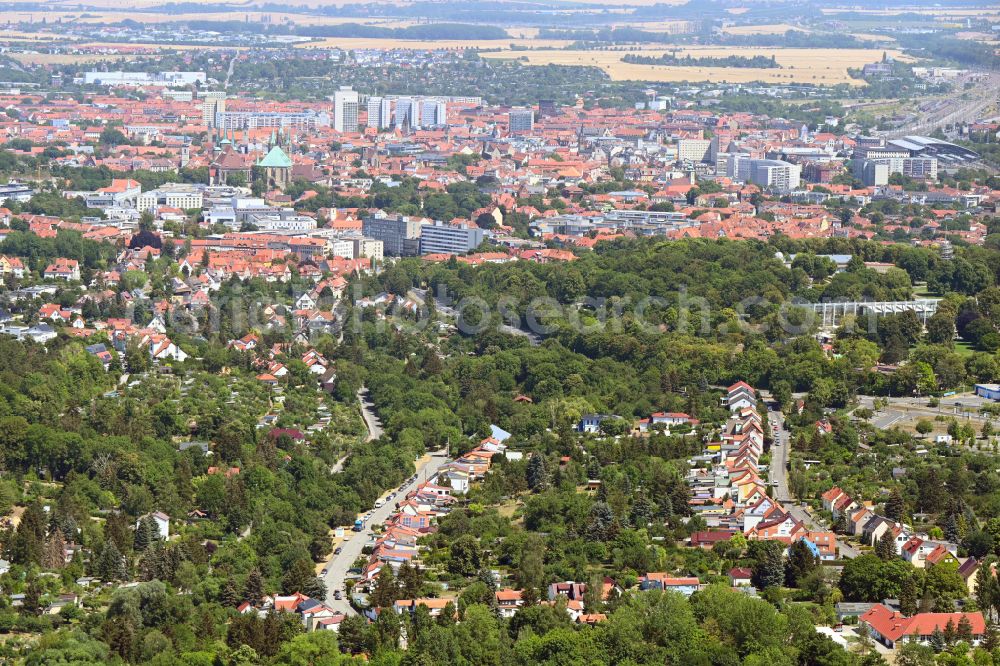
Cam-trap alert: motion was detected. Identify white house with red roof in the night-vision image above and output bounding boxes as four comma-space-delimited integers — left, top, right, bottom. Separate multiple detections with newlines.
495, 589, 524, 618
860, 604, 985, 649
746, 511, 805, 544
724, 381, 757, 412
645, 411, 699, 433
141, 331, 189, 363
44, 258, 80, 281
728, 567, 753, 587
95, 178, 142, 206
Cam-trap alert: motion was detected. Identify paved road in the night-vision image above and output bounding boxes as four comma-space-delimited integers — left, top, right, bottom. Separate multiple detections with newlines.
763, 401, 860, 559
223, 55, 236, 89
767, 407, 790, 503
872, 409, 905, 430
321, 449, 451, 614
357, 386, 383, 441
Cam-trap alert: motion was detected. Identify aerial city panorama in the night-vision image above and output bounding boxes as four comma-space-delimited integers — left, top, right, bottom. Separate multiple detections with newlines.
0, 0, 1000, 663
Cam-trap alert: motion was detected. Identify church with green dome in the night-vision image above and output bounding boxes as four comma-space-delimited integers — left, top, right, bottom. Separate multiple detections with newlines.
255, 128, 293, 191
209, 127, 293, 192
257, 143, 293, 191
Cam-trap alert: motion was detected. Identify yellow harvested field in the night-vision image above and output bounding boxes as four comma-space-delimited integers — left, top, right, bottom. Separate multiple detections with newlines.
675, 46, 912, 63
482, 47, 913, 86
853, 32, 894, 42
509, 27, 541, 39
608, 19, 698, 31
44, 0, 187, 5
957, 31, 1000, 44
722, 23, 806, 36
7, 52, 133, 65
720, 24, 891, 42
0, 30, 72, 42
298, 37, 574, 50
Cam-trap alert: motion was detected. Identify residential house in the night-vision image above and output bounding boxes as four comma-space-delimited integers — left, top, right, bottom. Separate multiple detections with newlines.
725, 381, 757, 412
690, 530, 737, 549
646, 411, 698, 432
959, 557, 984, 596
747, 513, 805, 544
728, 567, 753, 587
0, 256, 25, 279
821, 487, 846, 513
801, 531, 838, 561
44, 258, 81, 281
495, 589, 524, 618
393, 598, 453, 617
137, 511, 170, 539
860, 604, 985, 649
638, 574, 702, 597
577, 413, 619, 433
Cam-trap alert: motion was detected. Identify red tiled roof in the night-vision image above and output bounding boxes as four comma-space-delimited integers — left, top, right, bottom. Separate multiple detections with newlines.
861, 604, 985, 642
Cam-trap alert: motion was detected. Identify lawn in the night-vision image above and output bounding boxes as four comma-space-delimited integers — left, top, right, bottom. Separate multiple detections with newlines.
953, 340, 976, 357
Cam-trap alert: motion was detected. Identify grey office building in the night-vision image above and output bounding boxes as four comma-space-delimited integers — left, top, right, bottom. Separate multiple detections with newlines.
362, 214, 424, 256
508, 108, 534, 134
419, 222, 485, 256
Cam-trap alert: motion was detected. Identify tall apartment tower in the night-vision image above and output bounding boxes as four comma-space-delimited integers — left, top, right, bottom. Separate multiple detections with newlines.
333, 86, 359, 133
420, 99, 448, 127
201, 91, 226, 129
508, 108, 534, 134
394, 97, 414, 129
366, 96, 392, 129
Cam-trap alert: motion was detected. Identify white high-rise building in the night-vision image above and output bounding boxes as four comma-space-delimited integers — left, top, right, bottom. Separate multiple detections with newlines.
366, 96, 392, 130
420, 99, 447, 127
394, 98, 414, 128
201, 91, 226, 129
508, 108, 534, 134
676, 139, 712, 164
743, 159, 801, 193
333, 86, 359, 133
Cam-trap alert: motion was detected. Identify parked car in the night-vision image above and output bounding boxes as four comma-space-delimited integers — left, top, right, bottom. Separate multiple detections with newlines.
334, 546, 342, 555
334, 590, 343, 600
